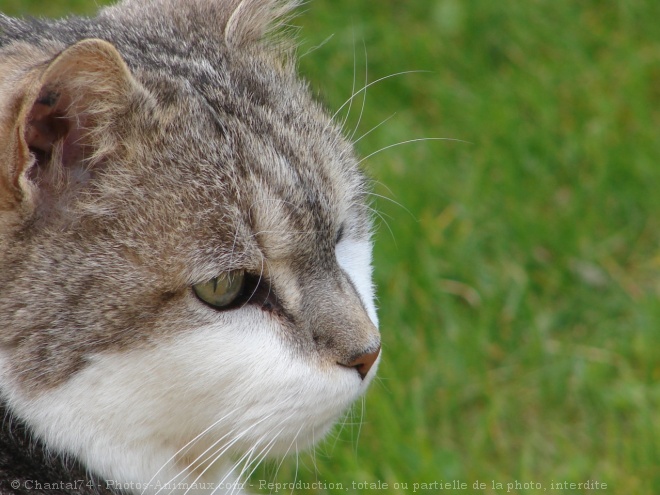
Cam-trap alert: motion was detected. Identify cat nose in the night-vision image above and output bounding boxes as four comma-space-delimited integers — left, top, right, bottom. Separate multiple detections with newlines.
342, 345, 381, 380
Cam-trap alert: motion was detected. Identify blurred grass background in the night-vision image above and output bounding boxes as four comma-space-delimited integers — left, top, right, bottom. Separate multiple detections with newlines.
3, 1, 659, 494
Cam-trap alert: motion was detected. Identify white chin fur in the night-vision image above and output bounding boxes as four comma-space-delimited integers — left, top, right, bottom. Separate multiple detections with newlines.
0, 307, 374, 494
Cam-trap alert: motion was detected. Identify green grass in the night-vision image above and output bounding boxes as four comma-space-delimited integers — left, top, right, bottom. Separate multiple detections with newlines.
3, 1, 660, 494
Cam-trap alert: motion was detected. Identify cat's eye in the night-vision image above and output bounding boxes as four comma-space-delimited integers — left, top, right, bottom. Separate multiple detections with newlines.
193, 270, 245, 308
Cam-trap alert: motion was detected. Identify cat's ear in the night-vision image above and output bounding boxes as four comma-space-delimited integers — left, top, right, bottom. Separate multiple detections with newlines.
0, 39, 137, 219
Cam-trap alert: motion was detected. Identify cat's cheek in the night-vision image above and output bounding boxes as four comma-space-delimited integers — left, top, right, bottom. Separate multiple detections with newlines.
0, 308, 364, 486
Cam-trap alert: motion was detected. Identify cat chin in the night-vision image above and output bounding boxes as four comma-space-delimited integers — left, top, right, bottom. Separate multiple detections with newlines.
0, 307, 372, 492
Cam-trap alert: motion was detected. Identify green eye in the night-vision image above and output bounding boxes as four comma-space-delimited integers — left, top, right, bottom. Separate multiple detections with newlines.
193, 270, 245, 308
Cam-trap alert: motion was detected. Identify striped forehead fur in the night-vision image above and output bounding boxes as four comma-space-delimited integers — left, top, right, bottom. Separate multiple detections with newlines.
0, 0, 370, 389
0, 0, 380, 492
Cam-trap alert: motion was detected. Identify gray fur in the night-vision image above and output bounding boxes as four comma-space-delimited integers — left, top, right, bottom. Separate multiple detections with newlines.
0, 0, 378, 492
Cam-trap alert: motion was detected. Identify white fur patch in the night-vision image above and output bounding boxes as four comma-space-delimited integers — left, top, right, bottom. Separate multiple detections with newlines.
0, 303, 375, 494
335, 238, 379, 327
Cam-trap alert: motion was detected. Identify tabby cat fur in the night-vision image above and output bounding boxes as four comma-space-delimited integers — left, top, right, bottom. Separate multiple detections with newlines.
0, 0, 381, 493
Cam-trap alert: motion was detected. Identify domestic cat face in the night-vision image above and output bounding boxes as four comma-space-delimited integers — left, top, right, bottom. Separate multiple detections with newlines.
0, 0, 380, 489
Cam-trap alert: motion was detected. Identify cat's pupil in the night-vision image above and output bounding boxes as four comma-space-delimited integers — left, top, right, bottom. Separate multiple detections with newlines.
193, 270, 245, 308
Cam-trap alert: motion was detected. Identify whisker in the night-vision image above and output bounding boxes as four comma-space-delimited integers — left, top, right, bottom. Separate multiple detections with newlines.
350, 41, 369, 140
365, 204, 395, 223
159, 427, 242, 495
229, 225, 241, 267
180, 411, 279, 495
215, 419, 290, 495
248, 229, 324, 237
309, 426, 319, 478
232, 427, 285, 494
244, 415, 294, 476
239, 250, 266, 311
366, 191, 415, 220
143, 410, 237, 495
331, 70, 432, 123
353, 113, 396, 145
372, 374, 392, 394
328, 408, 351, 454
167, 405, 286, 495
355, 396, 366, 454
365, 204, 397, 246
221, 441, 261, 495
370, 178, 399, 200
342, 40, 369, 141
248, 197, 302, 214
270, 422, 306, 486
358, 137, 469, 165
298, 33, 335, 59
340, 29, 358, 131
291, 437, 301, 495
178, 433, 246, 495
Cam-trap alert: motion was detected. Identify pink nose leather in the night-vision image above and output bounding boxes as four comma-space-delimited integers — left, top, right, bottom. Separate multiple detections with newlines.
345, 345, 381, 380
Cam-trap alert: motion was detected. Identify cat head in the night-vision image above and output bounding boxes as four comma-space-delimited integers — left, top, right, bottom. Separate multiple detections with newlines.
0, 0, 380, 486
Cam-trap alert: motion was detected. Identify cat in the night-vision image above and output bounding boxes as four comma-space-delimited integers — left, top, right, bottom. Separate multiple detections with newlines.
0, 0, 381, 493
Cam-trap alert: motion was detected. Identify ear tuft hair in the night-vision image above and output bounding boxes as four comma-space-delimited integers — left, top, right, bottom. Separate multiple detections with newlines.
0, 39, 139, 224
224, 0, 301, 49
103, 0, 301, 50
